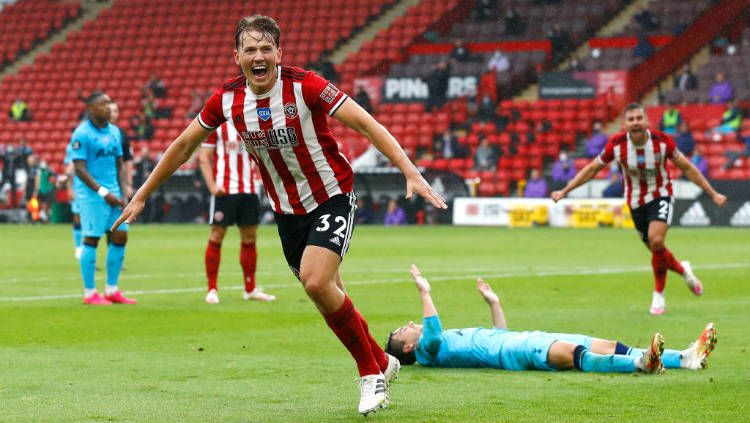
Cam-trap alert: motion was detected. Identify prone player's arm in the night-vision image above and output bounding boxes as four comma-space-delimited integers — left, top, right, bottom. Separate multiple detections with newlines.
410, 264, 438, 318
112, 119, 211, 229
477, 279, 507, 329
551, 159, 605, 202
673, 153, 727, 207
334, 100, 447, 209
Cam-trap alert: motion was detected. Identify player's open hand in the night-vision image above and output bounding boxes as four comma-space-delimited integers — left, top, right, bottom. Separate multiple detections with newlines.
410, 264, 431, 293
477, 278, 500, 305
111, 197, 145, 231
713, 193, 727, 208
551, 190, 565, 202
405, 173, 447, 209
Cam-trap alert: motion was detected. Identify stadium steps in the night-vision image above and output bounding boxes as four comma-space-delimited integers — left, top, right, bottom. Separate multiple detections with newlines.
515, 0, 651, 102
330, 0, 421, 64
0, 0, 112, 83
641, 46, 712, 105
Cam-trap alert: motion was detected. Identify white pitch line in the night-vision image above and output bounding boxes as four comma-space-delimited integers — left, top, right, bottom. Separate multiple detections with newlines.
0, 262, 746, 302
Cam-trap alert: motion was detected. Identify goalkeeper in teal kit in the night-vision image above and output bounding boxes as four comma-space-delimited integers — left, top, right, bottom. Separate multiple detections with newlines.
385, 265, 717, 375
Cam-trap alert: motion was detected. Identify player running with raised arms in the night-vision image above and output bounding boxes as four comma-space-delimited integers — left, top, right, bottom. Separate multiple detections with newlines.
551, 103, 726, 315
113, 15, 446, 415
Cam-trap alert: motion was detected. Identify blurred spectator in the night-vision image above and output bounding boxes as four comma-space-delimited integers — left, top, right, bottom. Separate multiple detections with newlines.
145, 72, 167, 98
674, 121, 695, 156
550, 151, 576, 191
722, 135, 750, 170
1, 145, 19, 207
130, 113, 154, 141
673, 64, 698, 92
659, 103, 683, 135
9, 97, 31, 122
633, 33, 655, 59
133, 145, 156, 190
426, 60, 450, 112
708, 72, 734, 104
523, 168, 547, 198
569, 57, 584, 71
384, 198, 406, 226
504, 6, 526, 36
314, 53, 339, 83
486, 50, 510, 73
142, 88, 159, 119
473, 136, 497, 171
548, 23, 572, 64
433, 128, 465, 159
690, 149, 709, 177
710, 100, 742, 136
354, 85, 373, 114
185, 89, 208, 120
475, 0, 497, 22
634, 7, 660, 32
31, 158, 54, 223
449, 39, 472, 64
355, 196, 374, 224
15, 135, 33, 175
602, 169, 624, 198
476, 94, 496, 122
584, 121, 607, 157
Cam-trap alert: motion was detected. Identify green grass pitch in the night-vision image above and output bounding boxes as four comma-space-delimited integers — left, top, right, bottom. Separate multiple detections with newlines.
0, 224, 748, 422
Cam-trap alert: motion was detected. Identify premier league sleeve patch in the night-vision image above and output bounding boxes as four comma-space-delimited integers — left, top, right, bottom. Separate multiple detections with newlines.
320, 83, 340, 104
72, 140, 81, 150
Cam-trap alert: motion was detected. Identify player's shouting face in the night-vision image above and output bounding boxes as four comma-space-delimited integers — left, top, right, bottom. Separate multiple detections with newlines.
624, 106, 649, 144
235, 30, 282, 95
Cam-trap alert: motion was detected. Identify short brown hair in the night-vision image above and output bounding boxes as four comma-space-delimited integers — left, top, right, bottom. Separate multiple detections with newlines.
624, 102, 645, 114
235, 15, 281, 49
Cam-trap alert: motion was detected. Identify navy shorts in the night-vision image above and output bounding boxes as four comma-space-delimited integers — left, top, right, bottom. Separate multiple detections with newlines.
630, 197, 673, 244
209, 193, 260, 227
274, 193, 357, 279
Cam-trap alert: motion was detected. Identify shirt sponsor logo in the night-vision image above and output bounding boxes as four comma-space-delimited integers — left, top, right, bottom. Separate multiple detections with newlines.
257, 107, 272, 122
320, 83, 340, 104
284, 103, 298, 119
239, 127, 299, 150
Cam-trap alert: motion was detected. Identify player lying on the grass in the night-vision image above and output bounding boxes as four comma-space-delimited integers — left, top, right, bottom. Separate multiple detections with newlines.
385, 265, 717, 374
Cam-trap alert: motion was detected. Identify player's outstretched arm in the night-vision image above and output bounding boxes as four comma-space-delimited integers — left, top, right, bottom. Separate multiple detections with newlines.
112, 119, 211, 230
334, 99, 447, 209
477, 278, 507, 329
673, 153, 727, 207
410, 264, 438, 318
551, 159, 605, 202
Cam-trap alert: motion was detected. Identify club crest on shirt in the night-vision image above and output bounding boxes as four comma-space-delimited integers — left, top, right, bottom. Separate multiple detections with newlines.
72, 140, 81, 150
257, 107, 272, 122
653, 153, 662, 162
320, 83, 340, 104
284, 103, 298, 119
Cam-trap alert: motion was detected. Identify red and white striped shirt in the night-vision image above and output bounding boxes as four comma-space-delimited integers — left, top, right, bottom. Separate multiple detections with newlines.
202, 121, 256, 195
597, 129, 680, 209
198, 66, 352, 215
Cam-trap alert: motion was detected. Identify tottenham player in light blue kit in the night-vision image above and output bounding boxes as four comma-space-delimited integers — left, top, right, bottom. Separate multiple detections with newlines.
63, 143, 82, 260
70, 91, 136, 305
385, 265, 717, 375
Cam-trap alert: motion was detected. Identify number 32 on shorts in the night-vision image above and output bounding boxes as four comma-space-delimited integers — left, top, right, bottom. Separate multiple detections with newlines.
315, 213, 348, 239
658, 199, 671, 221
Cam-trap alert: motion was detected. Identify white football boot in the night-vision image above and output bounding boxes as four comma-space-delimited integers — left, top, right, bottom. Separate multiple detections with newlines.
358, 373, 387, 416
